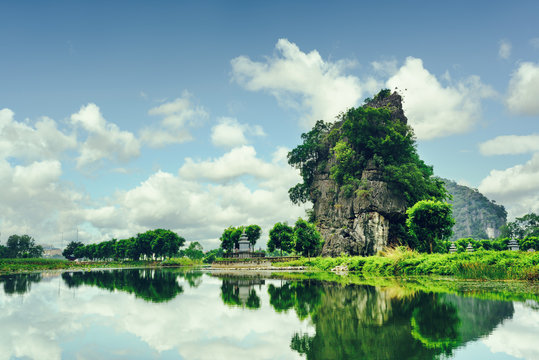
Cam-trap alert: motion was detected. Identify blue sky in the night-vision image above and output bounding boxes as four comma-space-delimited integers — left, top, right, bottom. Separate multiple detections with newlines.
1, 0, 538, 249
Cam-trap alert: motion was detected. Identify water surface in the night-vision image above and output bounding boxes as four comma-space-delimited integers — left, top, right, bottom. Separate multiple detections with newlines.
0, 269, 538, 359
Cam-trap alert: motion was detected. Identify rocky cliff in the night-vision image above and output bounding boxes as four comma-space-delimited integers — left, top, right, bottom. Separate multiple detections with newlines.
312, 93, 409, 256
442, 179, 507, 240
313, 158, 408, 256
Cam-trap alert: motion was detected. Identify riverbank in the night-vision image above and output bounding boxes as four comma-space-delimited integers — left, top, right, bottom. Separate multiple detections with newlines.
274, 248, 539, 281
0, 258, 202, 274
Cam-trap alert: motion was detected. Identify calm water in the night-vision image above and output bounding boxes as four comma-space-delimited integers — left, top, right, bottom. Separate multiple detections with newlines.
0, 269, 538, 360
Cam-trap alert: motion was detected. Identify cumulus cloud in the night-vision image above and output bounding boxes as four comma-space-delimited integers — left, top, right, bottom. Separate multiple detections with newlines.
180, 146, 279, 182
498, 39, 511, 59
483, 302, 539, 360
141, 92, 209, 147
0, 275, 314, 360
211, 117, 265, 148
71, 103, 140, 169
0, 108, 76, 161
506, 61, 539, 115
82, 146, 306, 249
231, 38, 363, 127
478, 153, 539, 217
386, 57, 495, 140
479, 134, 539, 155
0, 158, 84, 245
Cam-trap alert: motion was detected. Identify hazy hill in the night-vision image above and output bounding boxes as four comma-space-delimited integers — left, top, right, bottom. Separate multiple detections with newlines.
442, 178, 507, 240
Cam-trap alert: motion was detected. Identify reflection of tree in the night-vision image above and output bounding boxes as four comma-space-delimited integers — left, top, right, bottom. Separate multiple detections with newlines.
61, 269, 190, 303
268, 280, 323, 320
410, 295, 460, 353
289, 283, 514, 360
0, 273, 42, 295
441, 294, 513, 343
219, 277, 263, 309
183, 270, 203, 288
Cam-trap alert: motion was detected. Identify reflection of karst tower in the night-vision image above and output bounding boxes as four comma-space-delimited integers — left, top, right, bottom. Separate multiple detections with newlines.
290, 283, 515, 359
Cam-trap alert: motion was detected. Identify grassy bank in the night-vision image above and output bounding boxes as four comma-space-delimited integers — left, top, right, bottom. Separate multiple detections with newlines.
0, 257, 201, 274
274, 248, 539, 281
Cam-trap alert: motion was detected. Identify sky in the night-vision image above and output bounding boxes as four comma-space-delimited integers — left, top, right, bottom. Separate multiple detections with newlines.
1, 0, 538, 249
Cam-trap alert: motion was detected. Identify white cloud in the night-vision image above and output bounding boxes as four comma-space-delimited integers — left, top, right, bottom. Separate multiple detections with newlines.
82, 145, 306, 249
478, 153, 539, 217
0, 158, 84, 245
479, 134, 539, 155
498, 39, 511, 59
0, 275, 314, 360
483, 302, 539, 360
71, 103, 140, 169
506, 61, 539, 115
0, 108, 76, 161
231, 38, 363, 127
141, 92, 209, 148
180, 146, 278, 182
211, 117, 264, 148
386, 57, 495, 140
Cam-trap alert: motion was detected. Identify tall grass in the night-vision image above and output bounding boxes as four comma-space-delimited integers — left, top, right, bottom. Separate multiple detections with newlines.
275, 248, 539, 281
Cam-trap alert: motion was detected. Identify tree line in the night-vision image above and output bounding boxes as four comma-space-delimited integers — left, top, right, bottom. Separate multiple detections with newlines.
62, 229, 185, 261
0, 235, 43, 259
219, 219, 324, 257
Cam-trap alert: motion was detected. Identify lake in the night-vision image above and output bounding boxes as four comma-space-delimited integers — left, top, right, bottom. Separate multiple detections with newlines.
0, 268, 538, 359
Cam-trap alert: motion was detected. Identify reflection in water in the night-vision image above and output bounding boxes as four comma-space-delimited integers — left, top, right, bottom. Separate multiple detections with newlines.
278, 282, 515, 359
268, 280, 322, 320
0, 270, 535, 359
0, 273, 42, 295
61, 268, 202, 302
220, 276, 264, 309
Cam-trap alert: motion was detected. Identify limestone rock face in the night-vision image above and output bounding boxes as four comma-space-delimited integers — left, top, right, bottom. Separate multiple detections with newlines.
441, 178, 507, 240
314, 93, 408, 256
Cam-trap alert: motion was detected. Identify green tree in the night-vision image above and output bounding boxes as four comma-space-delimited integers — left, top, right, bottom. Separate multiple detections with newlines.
500, 213, 539, 239
293, 218, 323, 257
62, 241, 84, 259
268, 222, 294, 255
219, 226, 243, 252
203, 248, 223, 263
406, 200, 455, 253
6, 234, 43, 258
151, 229, 185, 258
114, 238, 131, 260
184, 241, 204, 260
0, 245, 8, 258
245, 224, 262, 247
135, 231, 154, 260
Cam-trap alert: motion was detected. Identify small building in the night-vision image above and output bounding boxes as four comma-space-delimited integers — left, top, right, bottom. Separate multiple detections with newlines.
508, 239, 520, 251
466, 243, 474, 252
449, 242, 457, 253
224, 231, 265, 259
43, 247, 63, 258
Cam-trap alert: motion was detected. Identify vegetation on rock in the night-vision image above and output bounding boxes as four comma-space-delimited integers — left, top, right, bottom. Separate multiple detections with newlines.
287, 90, 449, 255
288, 90, 447, 207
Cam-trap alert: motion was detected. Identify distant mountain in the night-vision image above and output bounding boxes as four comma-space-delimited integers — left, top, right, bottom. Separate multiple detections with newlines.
441, 178, 507, 240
